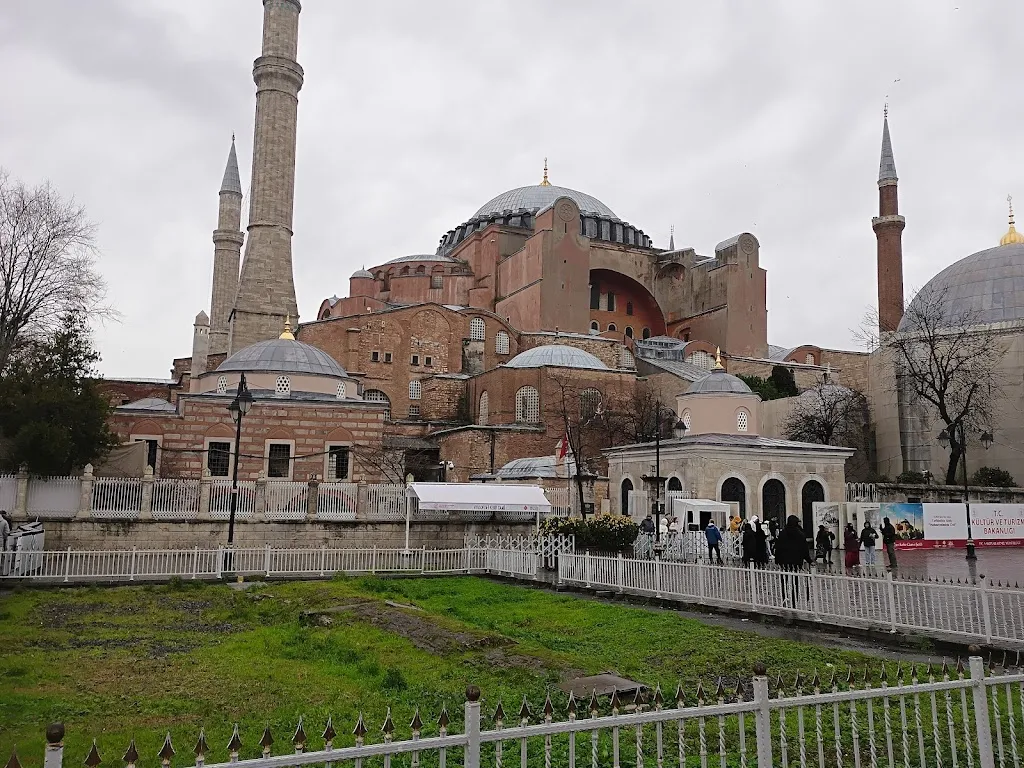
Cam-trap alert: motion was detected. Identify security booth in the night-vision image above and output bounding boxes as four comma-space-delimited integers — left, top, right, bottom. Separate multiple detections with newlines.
403, 483, 551, 550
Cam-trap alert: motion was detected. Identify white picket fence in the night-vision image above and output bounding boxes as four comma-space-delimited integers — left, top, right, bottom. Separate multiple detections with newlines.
634, 530, 743, 560
25, 476, 79, 519
151, 478, 201, 520
90, 477, 143, 519
315, 482, 358, 521
559, 552, 1024, 648
209, 479, 258, 520
464, 533, 576, 558
26, 656, 1024, 768
0, 545, 543, 582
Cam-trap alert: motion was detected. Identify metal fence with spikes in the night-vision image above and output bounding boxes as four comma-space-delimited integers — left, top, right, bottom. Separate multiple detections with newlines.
12, 657, 1024, 768
558, 551, 1024, 649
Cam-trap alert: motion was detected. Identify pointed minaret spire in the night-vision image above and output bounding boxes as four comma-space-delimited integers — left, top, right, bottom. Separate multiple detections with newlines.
878, 103, 898, 185
669, 225, 675, 251
540, 158, 551, 186
220, 134, 242, 195
208, 135, 245, 356
872, 104, 906, 334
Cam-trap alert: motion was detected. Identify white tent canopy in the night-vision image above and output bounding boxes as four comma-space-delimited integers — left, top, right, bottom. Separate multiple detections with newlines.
406, 482, 550, 513
671, 498, 733, 528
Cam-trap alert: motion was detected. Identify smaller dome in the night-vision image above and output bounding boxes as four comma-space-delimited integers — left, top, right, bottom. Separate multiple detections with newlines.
686, 369, 753, 395
119, 397, 176, 412
218, 338, 349, 378
351, 268, 373, 279
504, 344, 609, 370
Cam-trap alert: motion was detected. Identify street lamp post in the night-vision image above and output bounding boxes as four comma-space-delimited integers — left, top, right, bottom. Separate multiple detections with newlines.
225, 373, 253, 572
938, 425, 993, 561
645, 402, 689, 543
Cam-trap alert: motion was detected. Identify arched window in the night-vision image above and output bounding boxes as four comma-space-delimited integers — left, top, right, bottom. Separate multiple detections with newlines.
618, 347, 635, 369
721, 477, 746, 517
478, 391, 489, 425
607, 323, 617, 332
416, 265, 425, 274
580, 388, 602, 421
621, 478, 633, 517
335, 381, 346, 399
801, 480, 825, 535
364, 389, 391, 421
400, 266, 410, 275
319, 308, 331, 320
469, 317, 485, 341
736, 409, 749, 432
682, 410, 691, 430
804, 352, 815, 364
217, 376, 227, 395
515, 386, 540, 423
275, 376, 291, 396
409, 380, 422, 400
687, 350, 714, 370
626, 302, 634, 316
625, 326, 633, 339
495, 331, 510, 355
590, 321, 600, 333
667, 477, 682, 492
762, 479, 786, 522
642, 327, 651, 340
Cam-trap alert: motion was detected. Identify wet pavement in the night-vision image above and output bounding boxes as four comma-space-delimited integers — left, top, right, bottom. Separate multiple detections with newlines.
881, 547, 1024, 584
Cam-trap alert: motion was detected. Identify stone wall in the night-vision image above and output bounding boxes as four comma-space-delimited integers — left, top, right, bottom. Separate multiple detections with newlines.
39, 519, 538, 551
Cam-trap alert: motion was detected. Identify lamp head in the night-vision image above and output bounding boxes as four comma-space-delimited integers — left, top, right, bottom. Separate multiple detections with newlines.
938, 429, 950, 449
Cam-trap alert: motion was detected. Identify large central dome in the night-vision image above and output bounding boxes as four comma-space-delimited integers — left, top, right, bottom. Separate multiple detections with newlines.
899, 242, 1024, 331
474, 184, 616, 219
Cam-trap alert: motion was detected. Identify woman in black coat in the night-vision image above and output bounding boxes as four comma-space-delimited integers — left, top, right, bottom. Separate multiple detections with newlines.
753, 520, 769, 566
775, 515, 813, 607
741, 522, 755, 566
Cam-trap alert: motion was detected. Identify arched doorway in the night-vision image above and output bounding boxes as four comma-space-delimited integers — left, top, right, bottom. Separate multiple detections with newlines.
721, 477, 746, 517
801, 480, 825, 534
667, 477, 682, 492
621, 478, 633, 517
762, 479, 786, 524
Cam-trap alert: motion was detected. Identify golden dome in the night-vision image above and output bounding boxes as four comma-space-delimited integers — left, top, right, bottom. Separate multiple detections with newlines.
279, 315, 295, 340
1001, 195, 1024, 245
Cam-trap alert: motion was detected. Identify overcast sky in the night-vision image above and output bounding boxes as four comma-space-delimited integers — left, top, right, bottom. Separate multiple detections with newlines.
2, 1, 1021, 378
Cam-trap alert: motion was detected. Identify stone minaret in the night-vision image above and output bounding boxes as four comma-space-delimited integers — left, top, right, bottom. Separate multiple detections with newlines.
189, 310, 211, 392
209, 137, 244, 355
229, 0, 303, 353
872, 108, 906, 334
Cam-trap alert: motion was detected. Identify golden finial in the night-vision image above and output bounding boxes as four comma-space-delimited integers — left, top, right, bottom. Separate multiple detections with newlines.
1001, 194, 1024, 245
713, 347, 725, 371
540, 157, 551, 186
279, 315, 295, 340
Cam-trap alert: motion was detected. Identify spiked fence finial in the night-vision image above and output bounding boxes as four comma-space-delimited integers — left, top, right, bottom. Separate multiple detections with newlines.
227, 724, 242, 756
715, 678, 726, 700
519, 694, 532, 723
654, 683, 665, 709
735, 678, 745, 700
610, 688, 621, 713
494, 701, 506, 724
259, 726, 274, 754
85, 740, 102, 768
543, 692, 554, 720
381, 708, 395, 740
410, 709, 423, 733
589, 689, 599, 716
292, 718, 307, 752
438, 706, 450, 732
696, 680, 706, 703
941, 659, 950, 679
811, 671, 821, 691
193, 730, 209, 761
5, 752, 22, 768
353, 713, 368, 740
567, 692, 578, 718
122, 740, 140, 768
674, 682, 685, 708
322, 717, 337, 746
158, 734, 175, 766
879, 664, 888, 684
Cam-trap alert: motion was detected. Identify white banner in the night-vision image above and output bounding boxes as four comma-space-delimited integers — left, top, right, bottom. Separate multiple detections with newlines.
969, 503, 1024, 546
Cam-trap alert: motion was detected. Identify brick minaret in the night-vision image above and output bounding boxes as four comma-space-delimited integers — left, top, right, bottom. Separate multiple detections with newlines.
872, 109, 905, 334
229, 0, 303, 352
209, 136, 244, 355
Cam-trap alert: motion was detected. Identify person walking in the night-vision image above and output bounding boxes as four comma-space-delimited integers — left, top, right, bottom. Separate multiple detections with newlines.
754, 520, 770, 566
640, 513, 655, 535
704, 520, 724, 564
668, 515, 680, 534
768, 517, 779, 555
815, 524, 835, 566
0, 510, 11, 578
860, 520, 879, 567
775, 515, 813, 607
741, 522, 755, 566
881, 517, 898, 570
843, 523, 861, 571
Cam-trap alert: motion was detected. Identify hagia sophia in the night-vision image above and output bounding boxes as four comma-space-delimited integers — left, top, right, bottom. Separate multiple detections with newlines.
103, 0, 1024, 526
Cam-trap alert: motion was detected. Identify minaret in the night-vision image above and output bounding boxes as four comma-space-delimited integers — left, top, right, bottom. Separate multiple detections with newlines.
872, 106, 906, 334
229, 0, 304, 353
209, 136, 244, 355
669, 225, 675, 251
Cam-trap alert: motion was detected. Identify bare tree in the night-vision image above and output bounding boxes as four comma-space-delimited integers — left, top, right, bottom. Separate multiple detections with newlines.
860, 286, 1003, 485
0, 170, 108, 373
606, 380, 676, 444
783, 382, 868, 447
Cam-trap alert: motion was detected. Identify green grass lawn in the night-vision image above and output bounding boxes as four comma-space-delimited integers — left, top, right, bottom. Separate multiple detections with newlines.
1, 576, 892, 767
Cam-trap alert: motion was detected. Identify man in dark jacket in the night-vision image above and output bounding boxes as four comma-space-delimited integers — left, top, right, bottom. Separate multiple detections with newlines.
881, 517, 898, 570
775, 515, 813, 607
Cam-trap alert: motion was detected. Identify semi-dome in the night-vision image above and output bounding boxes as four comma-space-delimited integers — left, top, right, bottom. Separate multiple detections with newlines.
474, 184, 616, 220
383, 254, 458, 265
504, 344, 609, 370
686, 369, 753, 395
899, 241, 1024, 331
218, 338, 349, 378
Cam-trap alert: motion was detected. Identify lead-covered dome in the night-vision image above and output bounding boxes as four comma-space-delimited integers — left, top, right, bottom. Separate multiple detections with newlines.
899, 242, 1024, 331
475, 184, 616, 219
504, 344, 609, 370
218, 338, 348, 378
686, 369, 753, 395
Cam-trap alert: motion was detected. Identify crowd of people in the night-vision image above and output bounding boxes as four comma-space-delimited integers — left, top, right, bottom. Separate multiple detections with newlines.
639, 510, 900, 573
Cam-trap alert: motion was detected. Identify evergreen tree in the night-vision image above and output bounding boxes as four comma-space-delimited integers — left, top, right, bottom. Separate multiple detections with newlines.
0, 314, 116, 475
